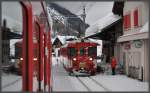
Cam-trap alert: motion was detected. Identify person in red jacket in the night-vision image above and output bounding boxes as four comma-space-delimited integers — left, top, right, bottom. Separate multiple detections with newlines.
111, 56, 117, 75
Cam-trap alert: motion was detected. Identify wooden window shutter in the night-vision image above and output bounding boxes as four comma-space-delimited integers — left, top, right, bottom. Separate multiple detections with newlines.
124, 13, 131, 30
126, 14, 131, 29
134, 9, 139, 27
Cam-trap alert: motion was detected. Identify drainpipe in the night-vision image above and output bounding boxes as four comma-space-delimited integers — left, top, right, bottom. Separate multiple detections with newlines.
141, 66, 143, 81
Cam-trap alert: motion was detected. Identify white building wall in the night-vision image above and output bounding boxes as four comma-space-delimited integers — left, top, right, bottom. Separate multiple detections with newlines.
122, 40, 145, 79
118, 1, 149, 81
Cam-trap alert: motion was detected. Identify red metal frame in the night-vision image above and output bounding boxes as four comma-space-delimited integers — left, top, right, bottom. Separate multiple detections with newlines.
47, 31, 52, 91
44, 33, 48, 85
40, 23, 44, 81
40, 1, 52, 90
20, 0, 52, 92
20, 1, 33, 92
34, 17, 44, 91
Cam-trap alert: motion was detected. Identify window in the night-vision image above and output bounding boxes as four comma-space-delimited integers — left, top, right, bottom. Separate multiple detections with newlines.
68, 47, 76, 56
134, 9, 139, 27
80, 47, 85, 56
88, 47, 97, 57
124, 13, 131, 30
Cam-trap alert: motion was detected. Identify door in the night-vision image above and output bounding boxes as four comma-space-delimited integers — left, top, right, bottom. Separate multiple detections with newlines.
123, 52, 127, 74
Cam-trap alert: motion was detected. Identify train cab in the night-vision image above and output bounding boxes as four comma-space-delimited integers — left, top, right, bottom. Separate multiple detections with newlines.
60, 40, 98, 76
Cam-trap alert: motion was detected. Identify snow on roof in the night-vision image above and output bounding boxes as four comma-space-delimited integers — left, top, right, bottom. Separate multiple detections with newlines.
140, 22, 149, 32
57, 36, 66, 44
52, 35, 77, 45
88, 38, 102, 46
85, 13, 121, 37
51, 38, 55, 44
62, 38, 101, 46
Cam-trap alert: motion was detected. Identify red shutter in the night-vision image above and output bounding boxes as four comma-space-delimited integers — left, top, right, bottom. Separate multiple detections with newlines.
126, 14, 131, 29
124, 13, 131, 31
134, 9, 139, 27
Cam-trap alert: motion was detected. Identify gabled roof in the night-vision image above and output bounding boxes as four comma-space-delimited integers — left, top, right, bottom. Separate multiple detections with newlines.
2, 27, 22, 40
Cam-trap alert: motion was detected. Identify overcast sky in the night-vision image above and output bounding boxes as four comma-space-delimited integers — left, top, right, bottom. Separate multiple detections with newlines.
2, 1, 114, 31
2, 1, 45, 32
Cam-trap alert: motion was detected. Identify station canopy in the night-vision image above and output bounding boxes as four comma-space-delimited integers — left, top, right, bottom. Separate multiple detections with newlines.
85, 13, 121, 40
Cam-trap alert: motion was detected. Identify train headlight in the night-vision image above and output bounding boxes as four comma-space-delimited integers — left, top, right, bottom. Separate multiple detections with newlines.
20, 58, 23, 61
33, 58, 37, 61
89, 58, 93, 61
73, 58, 76, 61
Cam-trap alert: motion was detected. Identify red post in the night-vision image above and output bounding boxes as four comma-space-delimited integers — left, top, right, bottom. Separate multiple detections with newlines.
20, 2, 33, 92
39, 24, 44, 81
34, 18, 44, 91
47, 31, 52, 92
44, 33, 48, 86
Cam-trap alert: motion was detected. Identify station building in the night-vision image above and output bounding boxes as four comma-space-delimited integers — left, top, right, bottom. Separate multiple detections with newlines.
117, 1, 149, 81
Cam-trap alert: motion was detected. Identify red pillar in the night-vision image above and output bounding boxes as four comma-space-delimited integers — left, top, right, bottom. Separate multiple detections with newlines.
47, 31, 52, 91
21, 2, 33, 92
39, 24, 44, 81
44, 33, 48, 86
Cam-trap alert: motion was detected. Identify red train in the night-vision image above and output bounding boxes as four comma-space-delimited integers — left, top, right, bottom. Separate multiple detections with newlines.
59, 39, 98, 76
15, 41, 39, 75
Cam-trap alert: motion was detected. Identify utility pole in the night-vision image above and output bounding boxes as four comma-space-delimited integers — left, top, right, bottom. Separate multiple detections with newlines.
83, 5, 86, 25
80, 4, 86, 38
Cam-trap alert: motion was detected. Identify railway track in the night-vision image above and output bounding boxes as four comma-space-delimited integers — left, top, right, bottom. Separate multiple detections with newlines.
88, 77, 111, 91
76, 76, 111, 92
76, 77, 91, 91
2, 78, 22, 89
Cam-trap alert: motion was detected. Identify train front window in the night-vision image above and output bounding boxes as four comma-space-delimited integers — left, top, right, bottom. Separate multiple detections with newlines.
80, 47, 85, 55
88, 47, 97, 57
68, 47, 76, 56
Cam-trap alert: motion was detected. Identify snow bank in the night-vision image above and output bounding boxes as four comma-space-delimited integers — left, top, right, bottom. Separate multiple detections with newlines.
92, 74, 148, 91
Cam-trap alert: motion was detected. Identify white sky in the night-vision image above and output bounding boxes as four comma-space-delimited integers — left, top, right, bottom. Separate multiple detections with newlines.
2, 2, 22, 31
2, 1, 114, 32
2, 1, 46, 32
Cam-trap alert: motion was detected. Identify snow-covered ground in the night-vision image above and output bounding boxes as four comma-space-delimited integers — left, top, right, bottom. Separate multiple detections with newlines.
52, 57, 149, 92
91, 74, 148, 91
2, 71, 47, 92
1, 57, 148, 92
2, 72, 22, 91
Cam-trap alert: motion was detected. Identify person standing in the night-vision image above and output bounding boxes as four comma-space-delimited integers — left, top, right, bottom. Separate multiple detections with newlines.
111, 56, 117, 75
